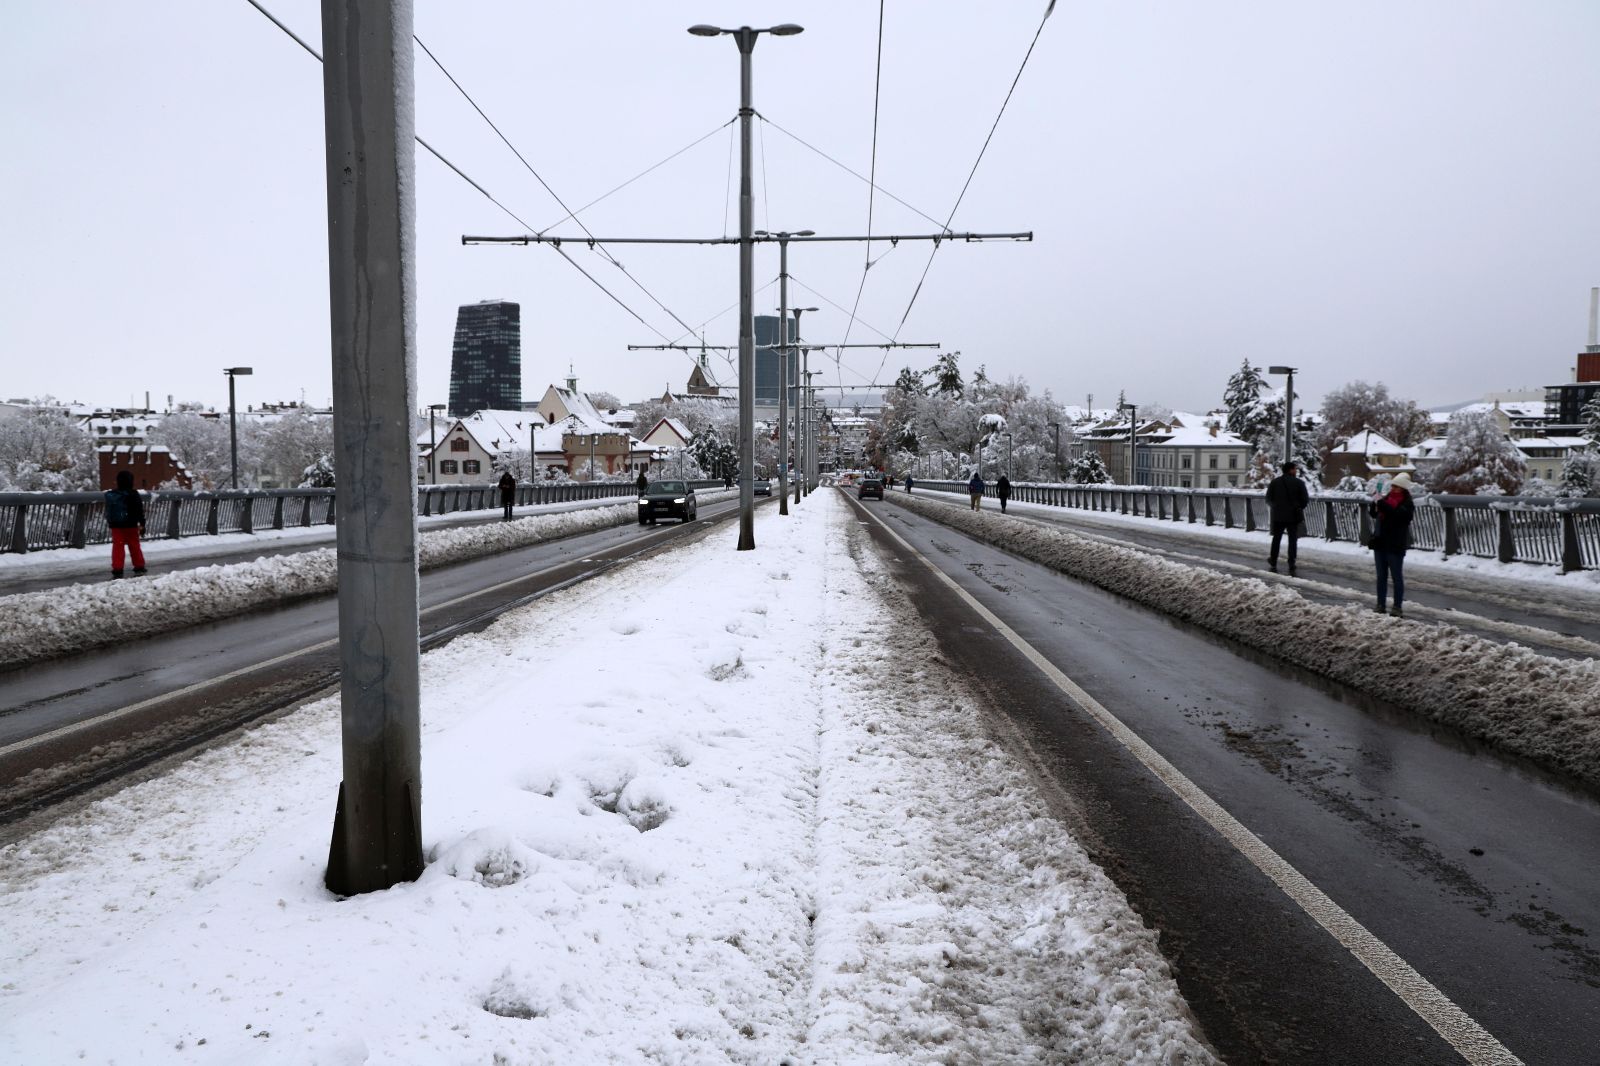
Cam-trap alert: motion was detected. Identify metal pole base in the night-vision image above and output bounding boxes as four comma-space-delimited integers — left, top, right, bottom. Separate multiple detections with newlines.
325, 779, 423, 895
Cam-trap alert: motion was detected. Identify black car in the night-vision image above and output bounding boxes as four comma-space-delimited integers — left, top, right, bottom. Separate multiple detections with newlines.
752, 478, 772, 497
638, 479, 697, 525
858, 477, 885, 500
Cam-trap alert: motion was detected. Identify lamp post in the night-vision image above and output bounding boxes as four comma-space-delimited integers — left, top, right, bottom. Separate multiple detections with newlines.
1268, 365, 1298, 467
1004, 432, 1013, 481
426, 403, 446, 484
1050, 421, 1061, 482
224, 366, 253, 489
756, 232, 813, 515
790, 307, 817, 504
589, 433, 598, 481
689, 21, 804, 550
1119, 401, 1139, 486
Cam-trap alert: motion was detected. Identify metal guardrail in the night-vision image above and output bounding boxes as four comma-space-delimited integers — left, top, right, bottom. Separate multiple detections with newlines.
0, 480, 725, 554
907, 481, 1600, 572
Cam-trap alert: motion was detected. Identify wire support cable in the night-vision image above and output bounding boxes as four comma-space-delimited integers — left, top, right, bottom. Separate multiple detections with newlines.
893, 1, 1056, 339
834, 0, 889, 384
755, 114, 945, 230
538, 117, 736, 234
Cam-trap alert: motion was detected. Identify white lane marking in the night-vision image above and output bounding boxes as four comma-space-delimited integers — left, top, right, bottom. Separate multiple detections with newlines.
906, 492, 1600, 659
857, 501, 1523, 1066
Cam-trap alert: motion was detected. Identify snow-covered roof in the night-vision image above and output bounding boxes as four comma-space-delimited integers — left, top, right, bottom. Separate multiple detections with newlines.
1148, 425, 1251, 448
1329, 428, 1407, 456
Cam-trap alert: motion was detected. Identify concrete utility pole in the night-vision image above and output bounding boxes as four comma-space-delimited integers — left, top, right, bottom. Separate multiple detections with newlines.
225, 366, 252, 489
789, 306, 816, 505
1050, 421, 1061, 481
757, 229, 813, 515
320, 0, 423, 896
1269, 365, 1298, 467
1119, 401, 1139, 486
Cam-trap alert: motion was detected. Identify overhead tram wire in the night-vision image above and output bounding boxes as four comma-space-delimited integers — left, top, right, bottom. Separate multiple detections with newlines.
833, 0, 889, 391
537, 118, 736, 234
893, 0, 1057, 340
755, 114, 944, 230
411, 35, 706, 341
239, 0, 675, 345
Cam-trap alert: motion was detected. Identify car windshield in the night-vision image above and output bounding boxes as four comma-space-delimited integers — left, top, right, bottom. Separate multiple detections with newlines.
650, 481, 688, 495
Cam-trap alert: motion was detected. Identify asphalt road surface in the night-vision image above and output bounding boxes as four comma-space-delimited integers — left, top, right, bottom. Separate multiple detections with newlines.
908, 487, 1600, 661
0, 494, 754, 838
851, 489, 1598, 1066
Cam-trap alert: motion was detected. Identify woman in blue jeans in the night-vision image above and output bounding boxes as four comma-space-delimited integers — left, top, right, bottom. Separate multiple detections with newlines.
1368, 473, 1416, 617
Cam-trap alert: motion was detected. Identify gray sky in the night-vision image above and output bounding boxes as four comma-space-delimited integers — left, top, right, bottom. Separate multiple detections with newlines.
4, 1, 1597, 416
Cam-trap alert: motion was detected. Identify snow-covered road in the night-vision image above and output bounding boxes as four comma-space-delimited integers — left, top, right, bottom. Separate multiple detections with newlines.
0, 491, 1215, 1064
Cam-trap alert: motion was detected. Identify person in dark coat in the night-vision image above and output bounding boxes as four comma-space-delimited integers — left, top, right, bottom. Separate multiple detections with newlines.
967, 472, 986, 510
996, 474, 1012, 513
1369, 472, 1416, 617
104, 469, 147, 578
636, 469, 649, 494
1264, 461, 1311, 575
498, 470, 517, 520
904, 473, 914, 493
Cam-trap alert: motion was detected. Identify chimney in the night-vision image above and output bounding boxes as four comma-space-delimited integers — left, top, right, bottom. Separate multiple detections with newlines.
1589, 286, 1599, 351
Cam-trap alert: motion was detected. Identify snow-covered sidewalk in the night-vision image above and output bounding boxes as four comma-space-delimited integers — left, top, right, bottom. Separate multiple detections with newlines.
0, 491, 1214, 1064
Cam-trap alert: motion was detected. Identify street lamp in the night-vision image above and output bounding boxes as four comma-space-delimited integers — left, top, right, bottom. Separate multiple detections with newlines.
790, 304, 818, 504
1119, 401, 1139, 486
1268, 366, 1298, 467
223, 366, 253, 489
1049, 421, 1061, 482
756, 232, 813, 515
689, 21, 805, 550
426, 403, 446, 484
1004, 432, 1013, 480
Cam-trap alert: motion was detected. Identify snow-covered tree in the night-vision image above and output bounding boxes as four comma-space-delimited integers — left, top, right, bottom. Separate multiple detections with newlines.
1428, 409, 1526, 495
0, 402, 98, 491
1333, 474, 1369, 493
1558, 451, 1597, 498
301, 453, 336, 488
1223, 360, 1267, 440
258, 408, 335, 488
930, 352, 963, 396
1066, 450, 1111, 484
1315, 380, 1430, 452
586, 391, 622, 413
687, 425, 737, 481
1583, 394, 1600, 447
149, 409, 238, 489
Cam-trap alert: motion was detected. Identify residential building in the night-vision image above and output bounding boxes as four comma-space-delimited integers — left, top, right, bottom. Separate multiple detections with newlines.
97, 445, 192, 490
1140, 423, 1254, 489
448, 300, 521, 415
1323, 428, 1416, 486
420, 407, 651, 484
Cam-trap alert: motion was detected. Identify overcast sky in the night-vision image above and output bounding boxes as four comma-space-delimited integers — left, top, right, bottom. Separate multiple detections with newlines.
4, 1, 1597, 416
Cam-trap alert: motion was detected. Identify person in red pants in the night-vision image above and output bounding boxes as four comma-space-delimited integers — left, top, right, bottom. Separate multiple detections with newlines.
104, 470, 147, 578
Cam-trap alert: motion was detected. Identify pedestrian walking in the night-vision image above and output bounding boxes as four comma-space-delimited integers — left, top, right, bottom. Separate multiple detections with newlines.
968, 471, 986, 510
636, 469, 649, 494
1265, 461, 1310, 575
104, 470, 147, 578
996, 474, 1012, 513
1369, 472, 1416, 617
498, 470, 516, 520
904, 473, 914, 493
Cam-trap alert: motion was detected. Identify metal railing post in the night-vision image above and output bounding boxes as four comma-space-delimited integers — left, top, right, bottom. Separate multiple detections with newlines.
1497, 508, 1515, 564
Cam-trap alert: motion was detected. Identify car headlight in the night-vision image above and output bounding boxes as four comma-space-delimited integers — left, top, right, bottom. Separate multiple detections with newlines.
638, 497, 649, 504
673, 497, 686, 504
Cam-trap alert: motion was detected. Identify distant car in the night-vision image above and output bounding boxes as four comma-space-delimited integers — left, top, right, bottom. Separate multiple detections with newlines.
858, 478, 884, 500
752, 478, 772, 496
638, 479, 697, 525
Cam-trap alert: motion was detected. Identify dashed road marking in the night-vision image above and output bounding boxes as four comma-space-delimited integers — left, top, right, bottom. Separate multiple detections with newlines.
855, 499, 1523, 1066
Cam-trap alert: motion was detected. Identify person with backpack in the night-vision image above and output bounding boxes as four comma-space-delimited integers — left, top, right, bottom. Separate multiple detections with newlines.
968, 471, 986, 510
498, 470, 517, 520
104, 470, 147, 578
996, 473, 1012, 513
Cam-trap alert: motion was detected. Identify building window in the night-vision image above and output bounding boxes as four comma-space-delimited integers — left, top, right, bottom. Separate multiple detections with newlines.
1208, 455, 1218, 469
1228, 455, 1239, 469
1228, 475, 1239, 486
440, 460, 458, 474
463, 460, 481, 475
450, 438, 469, 452
1208, 475, 1218, 488
1181, 477, 1192, 488
1181, 455, 1192, 469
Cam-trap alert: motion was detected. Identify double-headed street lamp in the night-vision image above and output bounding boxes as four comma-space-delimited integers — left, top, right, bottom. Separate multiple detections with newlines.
224, 366, 253, 489
690, 21, 804, 550
1268, 365, 1298, 467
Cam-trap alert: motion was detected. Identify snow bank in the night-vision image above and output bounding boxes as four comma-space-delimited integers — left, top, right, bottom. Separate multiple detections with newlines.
0, 491, 1213, 1063
0, 492, 733, 668
890, 493, 1600, 791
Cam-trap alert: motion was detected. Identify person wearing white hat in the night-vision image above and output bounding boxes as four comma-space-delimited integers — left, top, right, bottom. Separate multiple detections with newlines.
1368, 472, 1416, 617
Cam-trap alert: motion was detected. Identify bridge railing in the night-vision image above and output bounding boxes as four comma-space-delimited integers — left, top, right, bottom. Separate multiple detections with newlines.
1, 480, 724, 554
905, 481, 1600, 572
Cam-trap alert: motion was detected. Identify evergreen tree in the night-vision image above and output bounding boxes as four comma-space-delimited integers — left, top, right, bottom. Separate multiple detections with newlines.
687, 425, 738, 481
1559, 451, 1597, 498
1066, 451, 1111, 484
1429, 409, 1526, 495
1583, 394, 1600, 447
1222, 360, 1266, 439
930, 352, 963, 396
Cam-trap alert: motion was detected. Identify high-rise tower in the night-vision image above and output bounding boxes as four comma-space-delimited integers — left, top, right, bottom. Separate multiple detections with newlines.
448, 300, 521, 414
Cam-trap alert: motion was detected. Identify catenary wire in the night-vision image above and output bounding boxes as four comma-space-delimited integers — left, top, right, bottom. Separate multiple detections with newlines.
240, 0, 676, 344
832, 0, 889, 388
537, 118, 736, 234
755, 114, 945, 230
894, 1, 1056, 339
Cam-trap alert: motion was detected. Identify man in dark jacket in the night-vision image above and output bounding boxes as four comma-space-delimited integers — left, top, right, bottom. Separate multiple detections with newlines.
967, 472, 986, 510
636, 469, 649, 494
104, 470, 147, 578
1264, 461, 1310, 575
996, 474, 1012, 513
498, 470, 517, 520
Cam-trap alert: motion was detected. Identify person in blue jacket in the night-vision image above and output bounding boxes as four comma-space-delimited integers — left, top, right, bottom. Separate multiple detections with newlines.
967, 471, 986, 510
